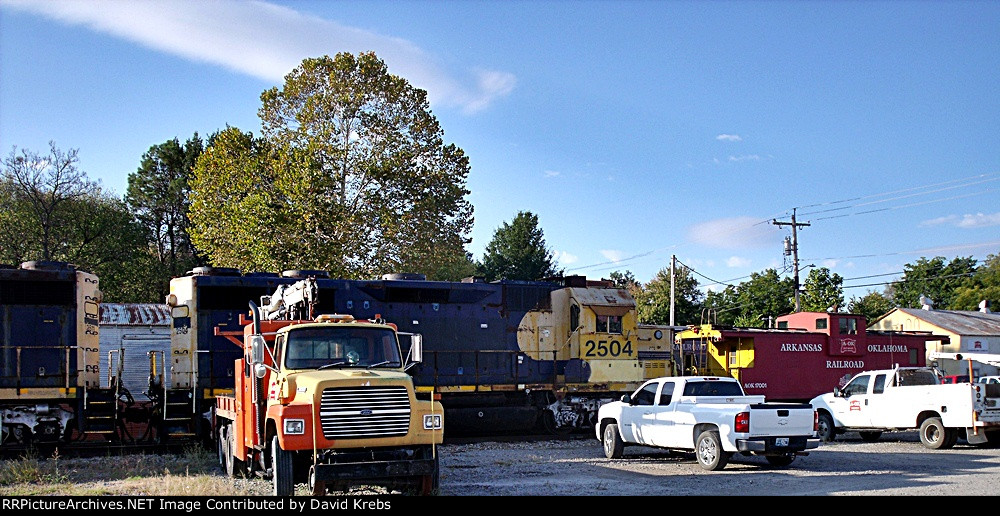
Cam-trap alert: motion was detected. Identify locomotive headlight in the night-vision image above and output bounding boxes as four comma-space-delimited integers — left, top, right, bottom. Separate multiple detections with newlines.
284, 419, 305, 435
423, 414, 442, 430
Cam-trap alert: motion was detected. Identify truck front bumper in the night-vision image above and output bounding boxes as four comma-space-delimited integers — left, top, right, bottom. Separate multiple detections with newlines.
310, 458, 437, 482
737, 436, 820, 454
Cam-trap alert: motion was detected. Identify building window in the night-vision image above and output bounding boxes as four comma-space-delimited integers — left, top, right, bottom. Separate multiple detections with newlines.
777, 321, 788, 329
815, 318, 827, 330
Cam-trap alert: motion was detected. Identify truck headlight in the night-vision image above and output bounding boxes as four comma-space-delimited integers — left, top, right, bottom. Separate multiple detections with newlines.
423, 414, 442, 430
284, 419, 305, 435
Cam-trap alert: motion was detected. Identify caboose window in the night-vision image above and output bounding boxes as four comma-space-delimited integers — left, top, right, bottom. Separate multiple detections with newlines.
839, 318, 857, 335
815, 318, 827, 329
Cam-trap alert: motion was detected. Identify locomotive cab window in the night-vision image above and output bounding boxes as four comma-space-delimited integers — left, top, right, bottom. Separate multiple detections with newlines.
596, 314, 622, 334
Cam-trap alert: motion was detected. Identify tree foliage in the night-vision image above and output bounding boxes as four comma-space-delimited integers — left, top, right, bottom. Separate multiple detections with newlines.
703, 269, 795, 326
634, 265, 703, 326
951, 254, 1000, 310
847, 290, 894, 324
189, 52, 474, 278
477, 211, 562, 281
800, 267, 845, 312
125, 134, 204, 300
0, 142, 150, 301
889, 256, 978, 309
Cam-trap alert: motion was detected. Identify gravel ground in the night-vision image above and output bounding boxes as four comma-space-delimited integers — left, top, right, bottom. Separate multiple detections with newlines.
3, 430, 997, 498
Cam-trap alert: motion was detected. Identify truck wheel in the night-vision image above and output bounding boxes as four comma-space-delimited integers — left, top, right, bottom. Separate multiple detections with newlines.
217, 426, 226, 472
858, 431, 882, 443
603, 423, 624, 459
765, 454, 795, 467
817, 413, 836, 443
308, 466, 326, 496
224, 426, 246, 478
695, 430, 730, 471
272, 435, 294, 496
919, 417, 951, 449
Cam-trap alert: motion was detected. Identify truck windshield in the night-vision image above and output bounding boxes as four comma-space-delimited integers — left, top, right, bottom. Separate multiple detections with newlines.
283, 327, 402, 370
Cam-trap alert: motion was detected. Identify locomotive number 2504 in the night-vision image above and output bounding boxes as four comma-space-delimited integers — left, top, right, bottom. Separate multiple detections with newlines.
582, 340, 634, 358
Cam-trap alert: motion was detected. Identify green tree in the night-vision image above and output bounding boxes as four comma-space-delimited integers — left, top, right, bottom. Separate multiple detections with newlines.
702, 286, 737, 325
634, 265, 703, 326
477, 211, 562, 281
0, 142, 150, 301
189, 52, 474, 278
733, 269, 795, 324
608, 270, 639, 290
847, 290, 894, 325
889, 256, 978, 309
125, 134, 204, 300
800, 267, 845, 312
951, 253, 1000, 310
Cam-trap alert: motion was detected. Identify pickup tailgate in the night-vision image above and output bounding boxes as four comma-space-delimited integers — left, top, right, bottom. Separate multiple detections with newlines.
748, 403, 815, 437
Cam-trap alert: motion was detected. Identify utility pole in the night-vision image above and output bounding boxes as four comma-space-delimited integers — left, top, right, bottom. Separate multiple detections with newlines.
670, 255, 676, 326
772, 208, 810, 312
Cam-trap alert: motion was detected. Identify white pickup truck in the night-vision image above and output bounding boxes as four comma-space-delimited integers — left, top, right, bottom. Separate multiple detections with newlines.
596, 376, 820, 471
809, 366, 1000, 449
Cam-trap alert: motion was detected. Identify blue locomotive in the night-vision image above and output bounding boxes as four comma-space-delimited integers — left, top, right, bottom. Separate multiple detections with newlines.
165, 268, 648, 437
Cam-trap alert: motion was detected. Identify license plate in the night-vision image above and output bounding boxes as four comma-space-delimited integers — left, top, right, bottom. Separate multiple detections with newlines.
775, 437, 789, 447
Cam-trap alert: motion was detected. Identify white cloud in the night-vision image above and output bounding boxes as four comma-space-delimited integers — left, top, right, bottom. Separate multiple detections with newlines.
726, 256, 750, 268
543, 170, 560, 178
687, 216, 779, 249
553, 250, 578, 265
958, 213, 1000, 228
920, 212, 1000, 228
6, 0, 514, 114
600, 250, 624, 263
728, 154, 761, 162
716, 134, 742, 142
822, 259, 839, 269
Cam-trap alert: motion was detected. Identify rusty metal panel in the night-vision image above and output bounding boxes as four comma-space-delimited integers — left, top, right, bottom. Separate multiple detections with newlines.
99, 303, 171, 326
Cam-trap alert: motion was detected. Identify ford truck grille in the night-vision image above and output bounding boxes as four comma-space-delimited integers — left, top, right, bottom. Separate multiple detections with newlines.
319, 386, 410, 439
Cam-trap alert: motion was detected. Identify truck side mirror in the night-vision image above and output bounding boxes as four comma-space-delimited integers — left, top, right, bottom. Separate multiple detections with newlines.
409, 334, 423, 364
254, 363, 268, 379
250, 335, 266, 366
833, 387, 842, 397
621, 394, 632, 404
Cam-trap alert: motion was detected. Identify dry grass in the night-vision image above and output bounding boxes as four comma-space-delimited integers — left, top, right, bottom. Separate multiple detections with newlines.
0, 444, 267, 496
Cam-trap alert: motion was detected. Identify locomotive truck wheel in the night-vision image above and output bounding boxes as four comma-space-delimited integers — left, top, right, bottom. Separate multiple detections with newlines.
603, 423, 624, 459
764, 454, 795, 467
919, 417, 952, 449
858, 431, 882, 443
695, 430, 730, 471
817, 413, 836, 443
272, 435, 294, 496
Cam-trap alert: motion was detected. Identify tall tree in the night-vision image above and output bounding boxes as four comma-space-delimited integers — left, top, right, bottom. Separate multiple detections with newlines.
125, 134, 204, 299
847, 290, 894, 325
1, 142, 101, 262
634, 265, 703, 326
731, 269, 795, 325
889, 256, 978, 309
951, 253, 1000, 311
477, 211, 562, 281
189, 52, 474, 278
0, 142, 150, 301
800, 267, 845, 313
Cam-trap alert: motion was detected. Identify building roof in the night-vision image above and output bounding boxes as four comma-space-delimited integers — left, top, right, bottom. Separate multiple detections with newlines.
99, 303, 171, 326
882, 308, 1000, 335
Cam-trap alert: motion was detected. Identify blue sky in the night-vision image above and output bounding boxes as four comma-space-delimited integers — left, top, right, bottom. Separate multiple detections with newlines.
2, 0, 999, 305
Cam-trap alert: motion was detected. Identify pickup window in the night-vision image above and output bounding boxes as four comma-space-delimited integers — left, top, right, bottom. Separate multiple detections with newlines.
633, 383, 658, 405
658, 382, 675, 405
682, 381, 743, 397
873, 374, 887, 394
843, 375, 870, 396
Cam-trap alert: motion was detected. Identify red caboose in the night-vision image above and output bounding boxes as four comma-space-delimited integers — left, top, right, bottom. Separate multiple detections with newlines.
674, 312, 949, 403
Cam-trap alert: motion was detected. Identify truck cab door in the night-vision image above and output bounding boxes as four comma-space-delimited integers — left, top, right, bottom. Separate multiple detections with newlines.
834, 373, 875, 428
643, 381, 679, 448
620, 381, 659, 444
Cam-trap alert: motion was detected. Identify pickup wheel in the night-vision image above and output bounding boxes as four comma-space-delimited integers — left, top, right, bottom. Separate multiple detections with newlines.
603, 423, 625, 459
919, 417, 955, 450
817, 413, 836, 443
272, 435, 295, 496
695, 430, 730, 471
765, 454, 795, 467
858, 431, 882, 443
